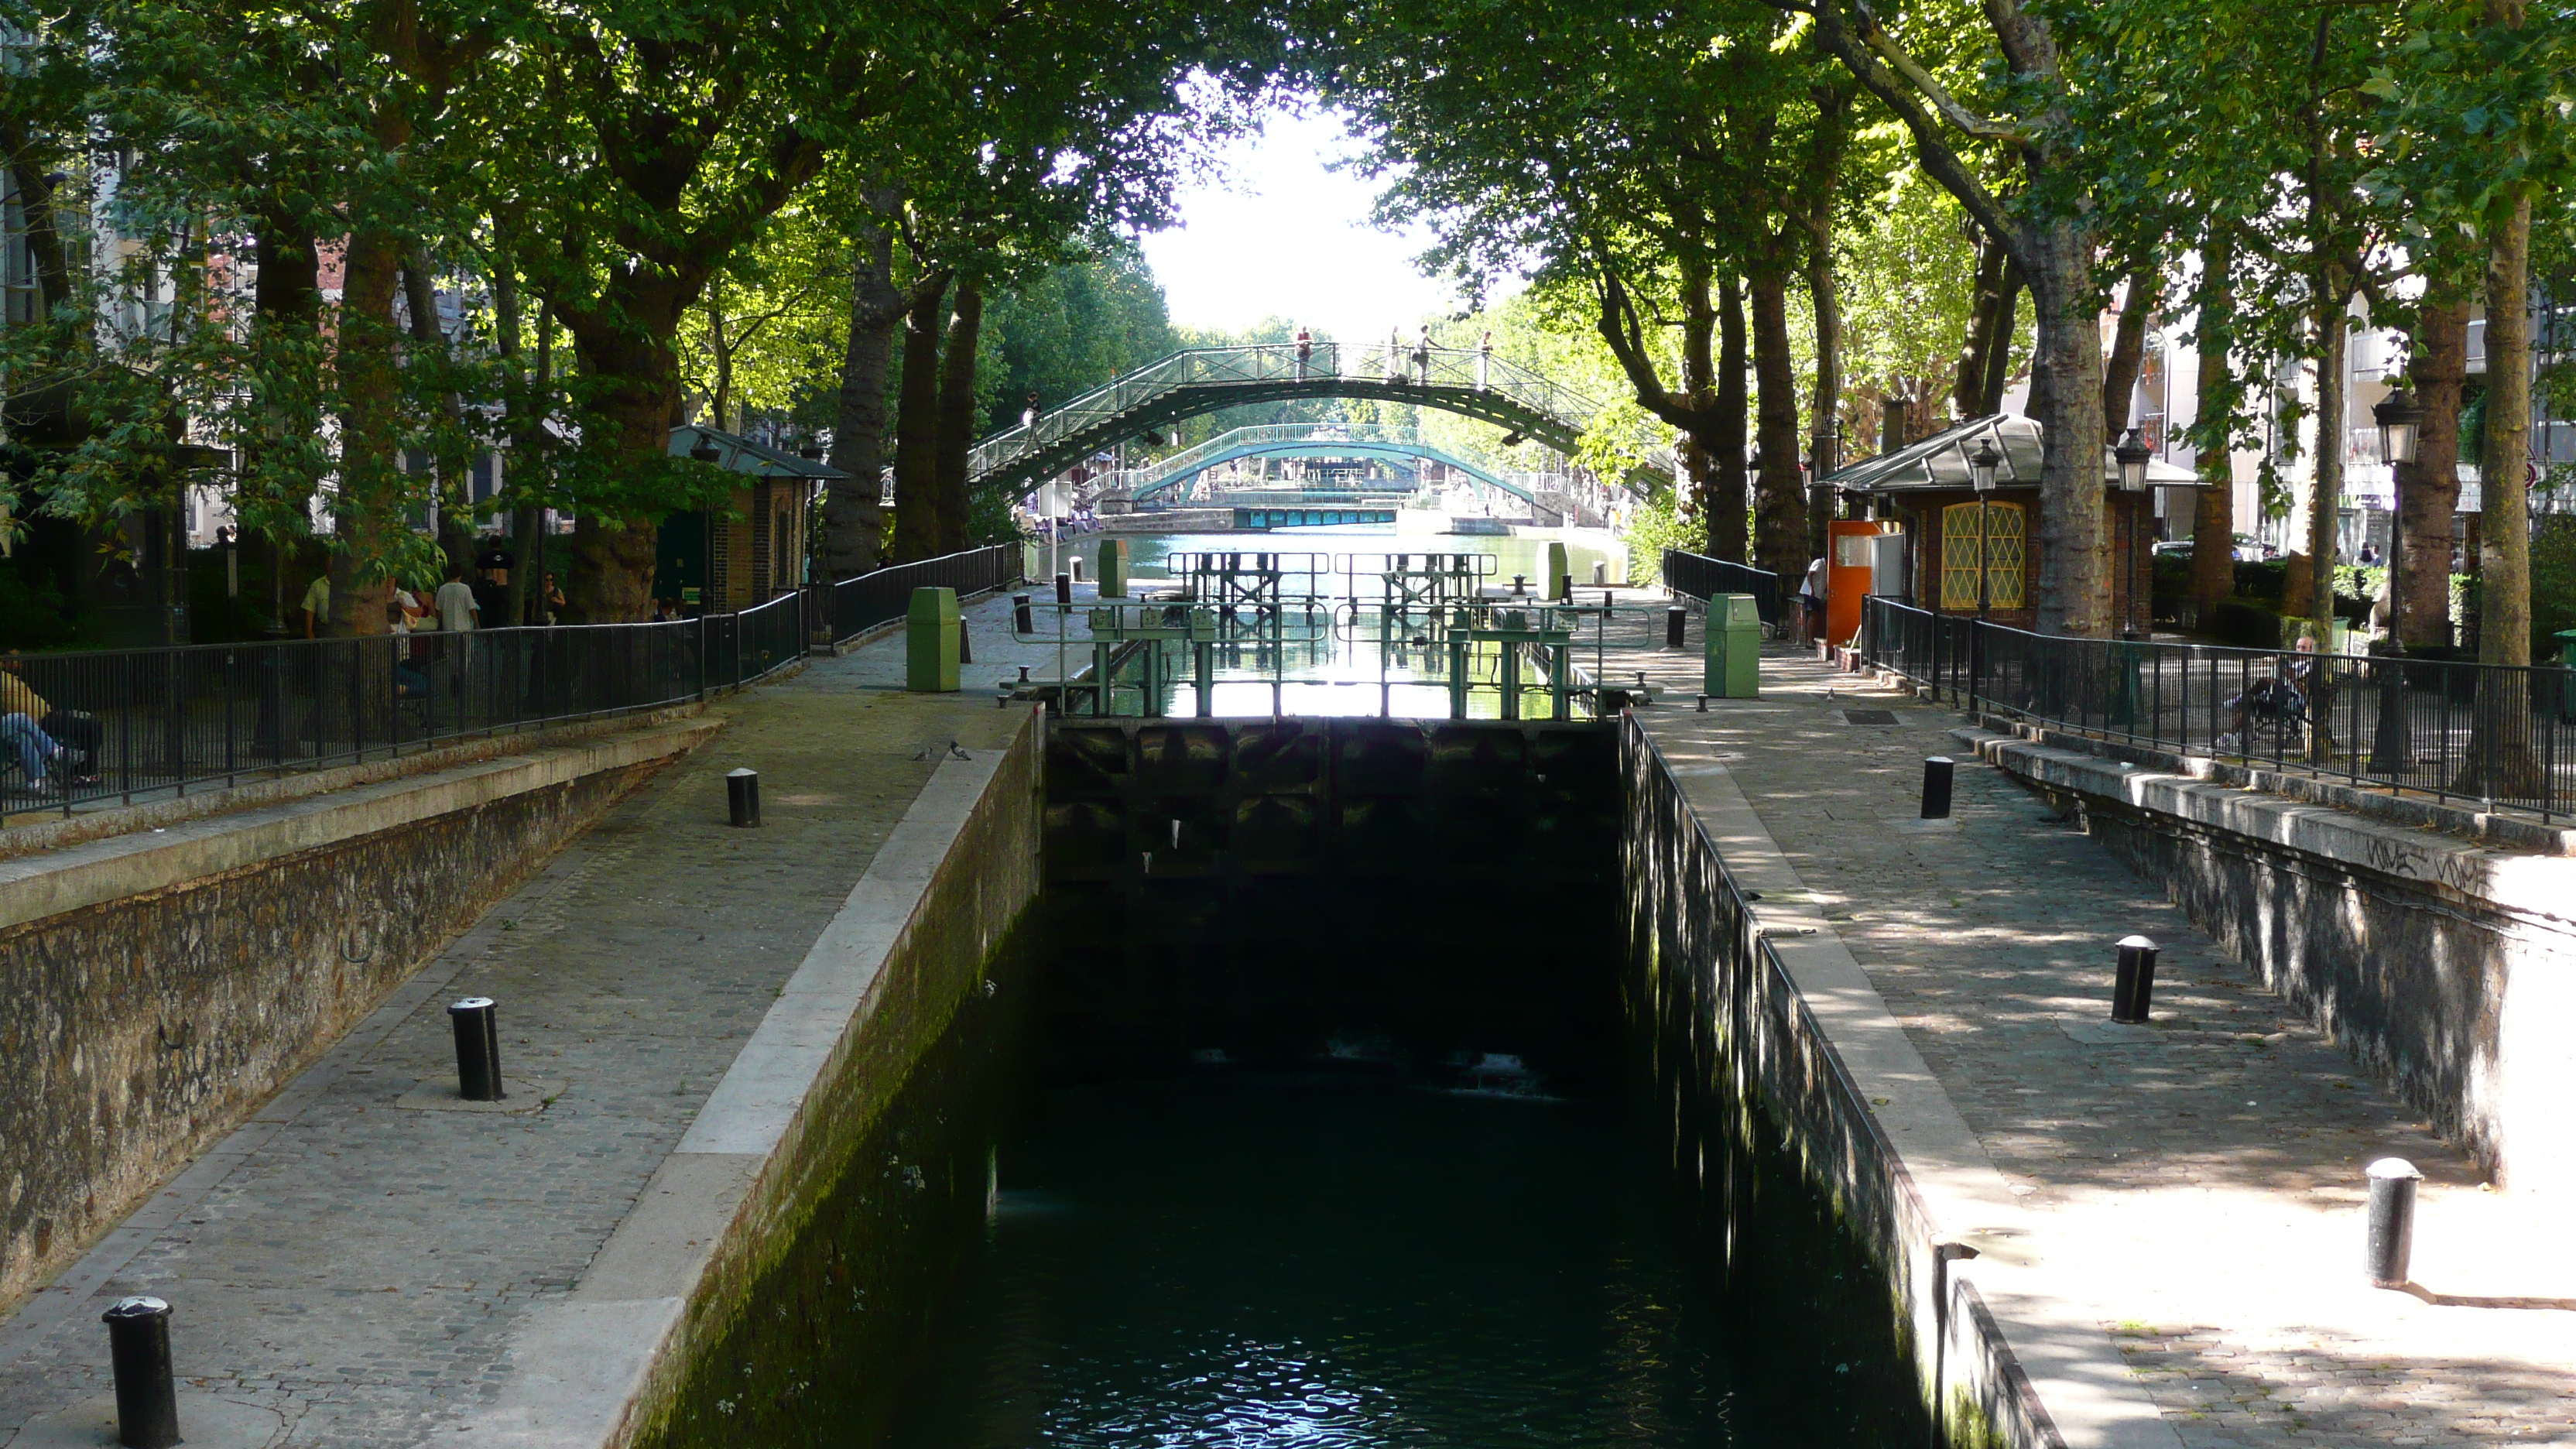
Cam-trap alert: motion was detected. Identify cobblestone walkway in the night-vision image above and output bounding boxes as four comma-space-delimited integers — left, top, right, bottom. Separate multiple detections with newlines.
1627, 635, 2576, 1447
0, 593, 1053, 1447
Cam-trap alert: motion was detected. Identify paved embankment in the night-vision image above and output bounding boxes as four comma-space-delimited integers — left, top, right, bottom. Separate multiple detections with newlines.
1624, 631, 2576, 1447
0, 591, 1062, 1449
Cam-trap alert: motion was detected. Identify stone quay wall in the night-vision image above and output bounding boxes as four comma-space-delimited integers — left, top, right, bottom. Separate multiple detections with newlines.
1965, 725, 2576, 1204
1622, 718, 2055, 1449
0, 722, 714, 1314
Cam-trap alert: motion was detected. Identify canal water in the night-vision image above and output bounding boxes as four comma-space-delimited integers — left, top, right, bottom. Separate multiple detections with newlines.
648, 727, 1927, 1448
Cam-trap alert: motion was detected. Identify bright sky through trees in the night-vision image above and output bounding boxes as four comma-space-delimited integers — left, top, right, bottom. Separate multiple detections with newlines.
1137, 101, 1511, 344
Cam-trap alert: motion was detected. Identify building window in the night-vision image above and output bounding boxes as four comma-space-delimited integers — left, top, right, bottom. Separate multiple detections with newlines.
1939, 501, 2026, 610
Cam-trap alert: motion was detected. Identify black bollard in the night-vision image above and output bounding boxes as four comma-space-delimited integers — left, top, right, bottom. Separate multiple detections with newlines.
2365, 1158, 2422, 1287
1511, 574, 1528, 596
2110, 935, 2160, 1023
1012, 593, 1033, 634
958, 617, 973, 665
101, 1296, 179, 1449
1920, 756, 1954, 819
1053, 572, 1071, 605
727, 767, 761, 827
449, 997, 505, 1101
1558, 574, 1574, 603
1665, 607, 1687, 650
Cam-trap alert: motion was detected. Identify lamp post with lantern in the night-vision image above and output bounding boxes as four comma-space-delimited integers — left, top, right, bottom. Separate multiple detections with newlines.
2114, 427, 2153, 639
2367, 389, 2424, 772
1968, 438, 2002, 700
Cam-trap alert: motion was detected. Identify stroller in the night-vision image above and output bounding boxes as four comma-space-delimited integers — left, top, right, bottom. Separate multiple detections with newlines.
2217, 656, 2313, 753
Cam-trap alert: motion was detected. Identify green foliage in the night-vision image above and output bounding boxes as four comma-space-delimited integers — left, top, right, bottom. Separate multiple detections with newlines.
1621, 492, 1704, 587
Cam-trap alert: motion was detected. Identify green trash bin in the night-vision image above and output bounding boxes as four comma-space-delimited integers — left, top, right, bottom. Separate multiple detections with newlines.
1098, 538, 1131, 599
906, 587, 961, 693
2557, 629, 2576, 720
1704, 593, 1761, 699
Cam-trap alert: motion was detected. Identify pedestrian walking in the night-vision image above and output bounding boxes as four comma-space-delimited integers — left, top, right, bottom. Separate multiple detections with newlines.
1294, 325, 1312, 381
1386, 325, 1405, 385
1477, 330, 1493, 390
1412, 324, 1432, 385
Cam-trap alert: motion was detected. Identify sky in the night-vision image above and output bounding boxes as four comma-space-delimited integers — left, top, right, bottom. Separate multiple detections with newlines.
1137, 104, 1501, 347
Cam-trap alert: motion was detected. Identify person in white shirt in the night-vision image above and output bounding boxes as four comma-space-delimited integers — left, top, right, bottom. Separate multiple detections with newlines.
433, 564, 479, 632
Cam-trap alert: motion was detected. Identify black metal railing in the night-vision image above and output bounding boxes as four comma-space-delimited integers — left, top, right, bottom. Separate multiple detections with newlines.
830, 543, 1020, 642
1861, 595, 2576, 822
1663, 548, 1786, 627
0, 546, 1023, 818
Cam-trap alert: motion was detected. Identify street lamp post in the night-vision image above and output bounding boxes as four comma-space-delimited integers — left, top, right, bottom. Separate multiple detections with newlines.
1968, 438, 2002, 702
2114, 427, 2153, 640
2368, 389, 2425, 772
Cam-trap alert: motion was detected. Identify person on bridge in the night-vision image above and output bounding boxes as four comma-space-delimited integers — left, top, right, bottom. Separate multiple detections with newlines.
1021, 392, 1039, 431
1386, 326, 1406, 385
1294, 326, 1312, 380
1412, 325, 1432, 385
1478, 330, 1493, 390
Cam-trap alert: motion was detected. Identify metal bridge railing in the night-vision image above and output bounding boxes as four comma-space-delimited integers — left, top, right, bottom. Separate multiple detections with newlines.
1861, 594, 2576, 823
968, 343, 1615, 488
0, 546, 1025, 820
1661, 549, 1786, 628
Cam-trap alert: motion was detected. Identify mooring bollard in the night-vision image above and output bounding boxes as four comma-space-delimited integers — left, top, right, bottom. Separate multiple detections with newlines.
1920, 756, 1954, 819
1511, 574, 1528, 595
101, 1296, 178, 1449
1053, 572, 1071, 605
1012, 593, 1033, 634
957, 617, 973, 665
449, 997, 505, 1101
727, 767, 761, 828
1665, 607, 1687, 650
2365, 1157, 2423, 1287
2111, 935, 2160, 1023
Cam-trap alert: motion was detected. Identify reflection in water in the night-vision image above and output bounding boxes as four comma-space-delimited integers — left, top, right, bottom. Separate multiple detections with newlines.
889, 1069, 1901, 1449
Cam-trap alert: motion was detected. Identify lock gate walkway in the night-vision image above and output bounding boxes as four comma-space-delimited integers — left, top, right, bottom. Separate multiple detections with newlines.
0, 590, 1070, 1447
1621, 629, 2576, 1447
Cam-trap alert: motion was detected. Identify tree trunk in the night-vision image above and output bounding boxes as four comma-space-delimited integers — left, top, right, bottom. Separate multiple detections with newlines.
402, 250, 478, 577
1954, 232, 2009, 420
1982, 259, 2026, 416
932, 276, 985, 553
2396, 290, 2468, 648
2189, 234, 2239, 621
242, 206, 323, 553
562, 274, 690, 623
1806, 236, 1844, 564
2018, 219, 2108, 635
327, 224, 406, 639
2102, 266, 2159, 432
2305, 274, 2353, 637
1748, 267, 1808, 582
889, 271, 951, 563
2478, 190, 2532, 668
488, 244, 551, 629
1710, 274, 1749, 563
825, 210, 903, 577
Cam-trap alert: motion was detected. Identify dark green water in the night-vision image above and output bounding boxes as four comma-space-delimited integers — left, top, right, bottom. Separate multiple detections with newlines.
652, 727, 1925, 1447
887, 1067, 1913, 1448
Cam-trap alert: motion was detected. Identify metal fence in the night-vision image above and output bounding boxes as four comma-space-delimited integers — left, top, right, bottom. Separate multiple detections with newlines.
1, 544, 1023, 817
1662, 549, 1786, 628
1861, 595, 2576, 822
828, 543, 1020, 642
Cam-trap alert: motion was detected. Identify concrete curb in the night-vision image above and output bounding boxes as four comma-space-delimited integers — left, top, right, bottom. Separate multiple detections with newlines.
461, 709, 1041, 1447
0, 704, 711, 864
0, 718, 721, 934
1952, 728, 2576, 933
1633, 720, 2183, 1449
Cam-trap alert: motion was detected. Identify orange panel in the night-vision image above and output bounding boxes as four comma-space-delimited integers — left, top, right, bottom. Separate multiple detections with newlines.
1824, 519, 1890, 646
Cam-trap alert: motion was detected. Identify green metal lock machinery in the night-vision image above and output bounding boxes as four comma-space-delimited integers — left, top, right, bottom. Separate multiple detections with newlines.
906, 586, 961, 693
1703, 592, 1761, 699
1098, 538, 1131, 599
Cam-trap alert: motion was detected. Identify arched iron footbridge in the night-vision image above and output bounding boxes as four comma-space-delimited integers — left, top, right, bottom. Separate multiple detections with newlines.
967, 342, 1667, 497
1107, 423, 1546, 506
